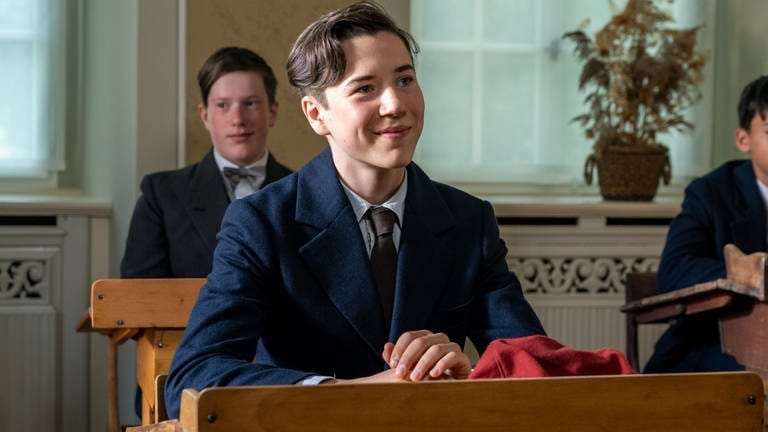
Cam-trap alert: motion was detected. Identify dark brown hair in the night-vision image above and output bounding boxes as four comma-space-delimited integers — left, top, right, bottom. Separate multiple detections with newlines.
197, 47, 278, 106
286, 1, 418, 103
738, 76, 768, 130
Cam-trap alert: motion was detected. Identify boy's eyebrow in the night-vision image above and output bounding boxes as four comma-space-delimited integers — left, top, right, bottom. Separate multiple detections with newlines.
343, 64, 416, 91
343, 75, 374, 90
395, 64, 415, 73
210, 94, 261, 101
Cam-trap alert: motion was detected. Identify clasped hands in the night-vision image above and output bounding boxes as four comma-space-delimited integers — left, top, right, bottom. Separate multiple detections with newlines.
328, 330, 471, 384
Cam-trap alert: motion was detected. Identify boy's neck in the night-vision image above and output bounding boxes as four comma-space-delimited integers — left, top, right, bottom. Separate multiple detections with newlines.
336, 166, 405, 205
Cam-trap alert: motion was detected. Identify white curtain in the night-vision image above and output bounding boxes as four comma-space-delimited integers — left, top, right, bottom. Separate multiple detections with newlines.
0, 0, 66, 179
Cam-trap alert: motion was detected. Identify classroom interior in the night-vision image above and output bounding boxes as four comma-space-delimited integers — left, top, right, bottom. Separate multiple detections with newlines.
2, 0, 767, 430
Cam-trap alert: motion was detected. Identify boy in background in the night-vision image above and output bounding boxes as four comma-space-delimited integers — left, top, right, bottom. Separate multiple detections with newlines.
645, 76, 768, 372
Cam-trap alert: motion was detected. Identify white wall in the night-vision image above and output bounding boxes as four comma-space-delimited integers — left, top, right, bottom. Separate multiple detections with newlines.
80, 0, 179, 426
711, 0, 768, 165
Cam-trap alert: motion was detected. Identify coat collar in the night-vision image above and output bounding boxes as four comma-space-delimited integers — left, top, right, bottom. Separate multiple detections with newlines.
181, 149, 287, 253
296, 148, 456, 357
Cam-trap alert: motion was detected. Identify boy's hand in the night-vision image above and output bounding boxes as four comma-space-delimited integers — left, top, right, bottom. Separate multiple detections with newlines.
330, 368, 409, 384
382, 330, 472, 381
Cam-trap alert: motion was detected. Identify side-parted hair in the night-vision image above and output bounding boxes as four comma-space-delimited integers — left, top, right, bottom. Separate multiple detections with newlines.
197, 47, 278, 106
286, 1, 419, 104
737, 75, 768, 130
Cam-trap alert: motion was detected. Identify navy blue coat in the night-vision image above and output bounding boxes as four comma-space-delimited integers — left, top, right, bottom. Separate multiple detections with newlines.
645, 160, 761, 372
120, 149, 292, 278
164, 148, 545, 417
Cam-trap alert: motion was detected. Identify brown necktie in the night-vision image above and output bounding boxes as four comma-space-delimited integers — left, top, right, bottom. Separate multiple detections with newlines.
368, 206, 397, 323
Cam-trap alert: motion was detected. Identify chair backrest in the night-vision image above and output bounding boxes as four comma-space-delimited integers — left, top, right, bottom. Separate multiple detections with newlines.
177, 372, 763, 432
624, 272, 658, 370
85, 278, 205, 428
90, 278, 204, 329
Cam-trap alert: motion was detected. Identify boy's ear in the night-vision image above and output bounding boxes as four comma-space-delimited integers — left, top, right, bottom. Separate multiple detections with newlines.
268, 101, 279, 128
198, 103, 210, 130
735, 127, 751, 153
301, 96, 329, 136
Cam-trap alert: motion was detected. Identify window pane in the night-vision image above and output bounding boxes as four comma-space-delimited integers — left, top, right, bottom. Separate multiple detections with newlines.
482, 0, 536, 44
0, 41, 35, 162
417, 51, 474, 164
481, 52, 535, 164
416, 0, 473, 42
0, 0, 34, 32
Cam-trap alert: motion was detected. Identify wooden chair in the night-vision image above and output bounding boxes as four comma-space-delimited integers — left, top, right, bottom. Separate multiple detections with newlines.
77, 278, 205, 432
624, 271, 659, 371
124, 372, 764, 432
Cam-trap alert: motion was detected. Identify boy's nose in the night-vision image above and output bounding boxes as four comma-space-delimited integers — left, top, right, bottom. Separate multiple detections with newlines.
231, 105, 246, 125
379, 87, 405, 117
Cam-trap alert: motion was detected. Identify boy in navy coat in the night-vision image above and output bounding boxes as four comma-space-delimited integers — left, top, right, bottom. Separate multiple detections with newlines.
645, 76, 768, 372
165, 1, 544, 418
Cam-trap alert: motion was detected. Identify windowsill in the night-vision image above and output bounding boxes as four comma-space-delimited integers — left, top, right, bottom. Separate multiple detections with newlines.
486, 194, 681, 218
0, 189, 111, 216
440, 180, 685, 219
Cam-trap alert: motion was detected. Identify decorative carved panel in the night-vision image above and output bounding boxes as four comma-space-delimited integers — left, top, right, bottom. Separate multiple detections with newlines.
509, 257, 659, 295
0, 259, 47, 300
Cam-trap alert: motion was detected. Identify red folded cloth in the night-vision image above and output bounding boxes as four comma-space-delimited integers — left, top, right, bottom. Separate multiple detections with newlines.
469, 335, 636, 379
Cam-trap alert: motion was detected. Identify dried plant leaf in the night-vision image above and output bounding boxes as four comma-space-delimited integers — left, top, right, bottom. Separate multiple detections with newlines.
563, 0, 708, 156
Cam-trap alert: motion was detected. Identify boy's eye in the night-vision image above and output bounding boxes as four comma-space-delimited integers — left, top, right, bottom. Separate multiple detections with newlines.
216, 102, 228, 109
357, 85, 374, 94
398, 76, 414, 86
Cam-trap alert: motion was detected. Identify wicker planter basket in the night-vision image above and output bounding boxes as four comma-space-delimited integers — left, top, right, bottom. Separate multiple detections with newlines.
584, 145, 671, 201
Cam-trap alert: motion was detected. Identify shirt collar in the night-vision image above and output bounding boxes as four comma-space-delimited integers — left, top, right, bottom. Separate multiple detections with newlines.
757, 178, 768, 213
340, 172, 408, 225
213, 147, 269, 171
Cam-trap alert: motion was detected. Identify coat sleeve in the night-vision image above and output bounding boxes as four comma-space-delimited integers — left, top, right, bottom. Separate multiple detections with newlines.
657, 180, 726, 293
468, 200, 546, 353
163, 199, 315, 419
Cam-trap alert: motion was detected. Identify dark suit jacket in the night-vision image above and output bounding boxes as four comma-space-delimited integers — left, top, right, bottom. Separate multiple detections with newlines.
645, 160, 761, 372
120, 149, 292, 278
165, 148, 545, 418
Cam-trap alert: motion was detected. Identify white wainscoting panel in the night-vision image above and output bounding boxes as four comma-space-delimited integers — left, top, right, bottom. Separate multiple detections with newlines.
0, 198, 110, 432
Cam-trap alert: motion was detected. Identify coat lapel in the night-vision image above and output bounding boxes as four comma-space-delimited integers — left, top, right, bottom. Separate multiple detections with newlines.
296, 149, 389, 356
390, 164, 456, 340
264, 153, 289, 186
184, 150, 231, 252
731, 161, 767, 253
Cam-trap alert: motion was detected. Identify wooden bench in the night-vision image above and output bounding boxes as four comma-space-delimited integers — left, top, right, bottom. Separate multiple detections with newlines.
77, 278, 205, 432
124, 372, 764, 431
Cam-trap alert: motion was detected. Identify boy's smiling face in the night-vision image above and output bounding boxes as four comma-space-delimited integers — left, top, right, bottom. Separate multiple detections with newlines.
302, 31, 424, 182
200, 71, 278, 166
736, 111, 768, 186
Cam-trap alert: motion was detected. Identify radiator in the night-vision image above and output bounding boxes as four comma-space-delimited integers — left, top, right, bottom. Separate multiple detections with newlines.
527, 294, 668, 369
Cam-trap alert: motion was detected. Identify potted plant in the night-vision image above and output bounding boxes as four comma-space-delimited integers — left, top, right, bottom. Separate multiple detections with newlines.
563, 0, 708, 200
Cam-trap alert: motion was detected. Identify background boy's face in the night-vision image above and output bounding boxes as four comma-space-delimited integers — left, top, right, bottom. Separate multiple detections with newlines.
200, 71, 278, 166
304, 31, 424, 175
735, 112, 768, 185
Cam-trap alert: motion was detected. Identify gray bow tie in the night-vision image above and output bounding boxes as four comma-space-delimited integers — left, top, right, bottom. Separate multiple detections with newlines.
222, 166, 265, 190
